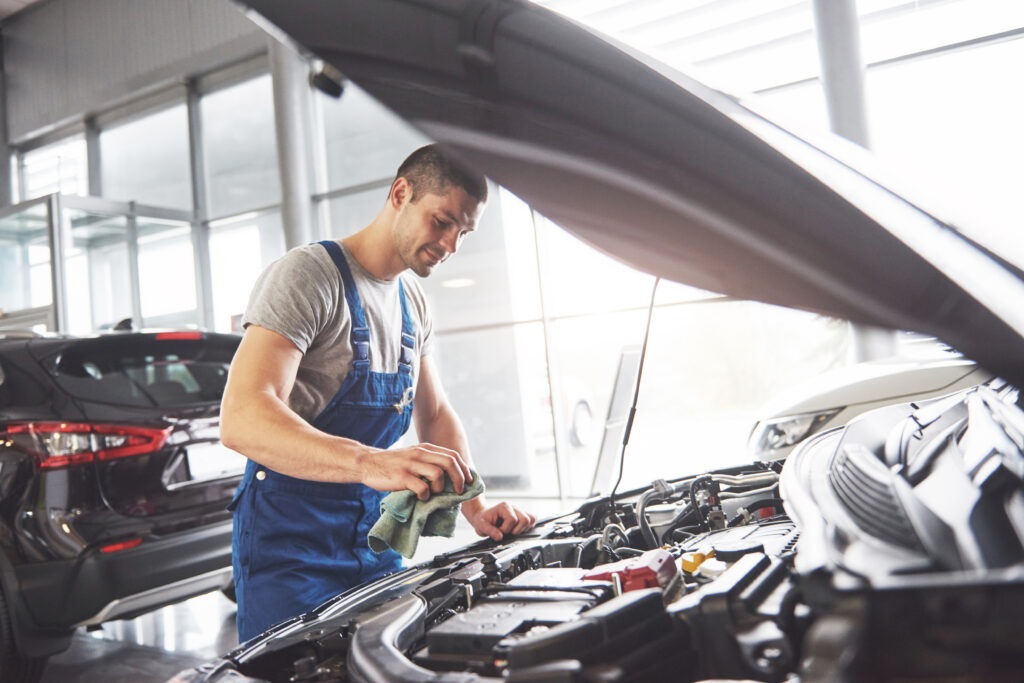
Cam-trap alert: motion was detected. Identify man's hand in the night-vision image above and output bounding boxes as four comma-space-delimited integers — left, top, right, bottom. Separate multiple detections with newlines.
357, 443, 471, 501
463, 501, 537, 541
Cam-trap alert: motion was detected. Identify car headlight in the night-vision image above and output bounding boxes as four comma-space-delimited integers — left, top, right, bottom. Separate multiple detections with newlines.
749, 408, 842, 459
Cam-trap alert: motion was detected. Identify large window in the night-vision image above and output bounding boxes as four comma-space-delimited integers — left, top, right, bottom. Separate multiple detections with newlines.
865, 36, 1024, 268
0, 202, 52, 314
63, 209, 133, 333
318, 83, 429, 192
201, 75, 280, 219
100, 103, 192, 209
208, 210, 284, 333
136, 218, 198, 328
20, 136, 88, 201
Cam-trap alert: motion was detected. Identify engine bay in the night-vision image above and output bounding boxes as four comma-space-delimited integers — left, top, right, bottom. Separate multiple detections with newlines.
183, 385, 1024, 682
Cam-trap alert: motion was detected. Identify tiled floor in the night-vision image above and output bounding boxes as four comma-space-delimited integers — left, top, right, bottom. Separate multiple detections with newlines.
40, 496, 569, 682
41, 590, 238, 682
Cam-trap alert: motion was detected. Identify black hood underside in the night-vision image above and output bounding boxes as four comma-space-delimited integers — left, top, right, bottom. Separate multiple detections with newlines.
238, 0, 1024, 386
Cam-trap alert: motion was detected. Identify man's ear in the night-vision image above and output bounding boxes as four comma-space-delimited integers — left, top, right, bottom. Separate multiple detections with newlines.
389, 177, 412, 210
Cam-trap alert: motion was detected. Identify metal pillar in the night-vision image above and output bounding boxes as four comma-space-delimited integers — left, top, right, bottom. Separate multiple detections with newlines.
269, 37, 316, 249
812, 0, 895, 360
811, 0, 870, 148
0, 37, 12, 207
186, 78, 215, 330
85, 117, 102, 197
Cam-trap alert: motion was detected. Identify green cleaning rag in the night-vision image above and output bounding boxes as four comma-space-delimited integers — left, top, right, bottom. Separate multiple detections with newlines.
368, 468, 485, 559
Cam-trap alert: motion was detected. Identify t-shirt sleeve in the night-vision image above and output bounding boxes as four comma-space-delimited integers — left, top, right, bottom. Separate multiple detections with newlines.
242, 248, 337, 355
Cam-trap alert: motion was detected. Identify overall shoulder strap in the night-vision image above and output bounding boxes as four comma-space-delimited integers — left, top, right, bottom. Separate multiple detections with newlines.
319, 240, 370, 370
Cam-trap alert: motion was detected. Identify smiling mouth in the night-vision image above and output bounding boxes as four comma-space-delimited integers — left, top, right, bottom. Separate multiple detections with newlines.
423, 247, 445, 264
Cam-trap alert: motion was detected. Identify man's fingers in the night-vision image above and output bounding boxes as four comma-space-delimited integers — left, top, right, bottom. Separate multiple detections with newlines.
414, 445, 467, 494
492, 504, 518, 534
475, 520, 499, 540
410, 463, 445, 493
408, 476, 431, 501
511, 511, 535, 535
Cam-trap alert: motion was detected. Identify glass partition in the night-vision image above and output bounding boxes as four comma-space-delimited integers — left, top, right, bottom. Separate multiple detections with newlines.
0, 201, 52, 317
63, 208, 132, 333
0, 195, 198, 334
136, 217, 198, 328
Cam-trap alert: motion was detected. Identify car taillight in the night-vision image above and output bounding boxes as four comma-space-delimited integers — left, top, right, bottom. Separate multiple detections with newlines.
155, 331, 202, 340
1, 422, 171, 470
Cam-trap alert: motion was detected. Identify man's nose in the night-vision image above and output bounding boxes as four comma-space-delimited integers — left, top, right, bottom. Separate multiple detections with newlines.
439, 227, 460, 254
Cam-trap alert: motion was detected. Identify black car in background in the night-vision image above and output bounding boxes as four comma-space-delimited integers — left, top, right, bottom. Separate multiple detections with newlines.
0, 330, 243, 682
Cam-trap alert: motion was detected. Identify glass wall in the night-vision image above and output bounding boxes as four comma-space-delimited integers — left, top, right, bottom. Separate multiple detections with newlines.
100, 103, 192, 209
865, 36, 1024, 269
21, 136, 88, 201
201, 75, 281, 219
209, 210, 284, 333
136, 217, 198, 328
0, 202, 52, 314
319, 83, 429, 192
63, 208, 132, 333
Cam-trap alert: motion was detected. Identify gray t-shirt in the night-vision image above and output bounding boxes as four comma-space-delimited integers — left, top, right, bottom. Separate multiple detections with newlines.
243, 241, 434, 423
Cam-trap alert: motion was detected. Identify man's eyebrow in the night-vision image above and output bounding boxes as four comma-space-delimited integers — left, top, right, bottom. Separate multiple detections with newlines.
440, 210, 461, 225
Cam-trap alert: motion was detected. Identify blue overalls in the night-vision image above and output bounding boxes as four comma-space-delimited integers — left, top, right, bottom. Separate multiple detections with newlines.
229, 240, 414, 642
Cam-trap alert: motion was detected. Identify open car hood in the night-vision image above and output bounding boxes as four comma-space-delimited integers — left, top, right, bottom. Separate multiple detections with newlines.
238, 0, 1024, 385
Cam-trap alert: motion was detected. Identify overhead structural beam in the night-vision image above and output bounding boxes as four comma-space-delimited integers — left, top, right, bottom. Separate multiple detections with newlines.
269, 37, 316, 250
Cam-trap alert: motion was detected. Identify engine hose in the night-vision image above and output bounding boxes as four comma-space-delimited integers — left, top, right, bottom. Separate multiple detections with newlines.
602, 523, 629, 550
637, 490, 661, 549
573, 534, 602, 568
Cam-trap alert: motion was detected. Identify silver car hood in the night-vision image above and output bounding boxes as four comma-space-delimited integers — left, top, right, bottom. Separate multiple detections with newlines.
238, 0, 1024, 386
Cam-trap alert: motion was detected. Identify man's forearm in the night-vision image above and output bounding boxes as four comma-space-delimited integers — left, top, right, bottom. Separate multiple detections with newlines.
221, 389, 376, 483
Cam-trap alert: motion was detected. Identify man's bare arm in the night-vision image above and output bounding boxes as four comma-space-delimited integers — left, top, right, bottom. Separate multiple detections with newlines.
414, 356, 537, 540
220, 325, 470, 498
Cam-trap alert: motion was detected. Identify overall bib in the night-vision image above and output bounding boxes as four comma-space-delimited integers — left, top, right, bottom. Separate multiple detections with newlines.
229, 240, 413, 642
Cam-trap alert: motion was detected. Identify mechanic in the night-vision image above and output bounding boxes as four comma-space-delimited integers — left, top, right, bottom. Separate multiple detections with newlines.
220, 144, 536, 641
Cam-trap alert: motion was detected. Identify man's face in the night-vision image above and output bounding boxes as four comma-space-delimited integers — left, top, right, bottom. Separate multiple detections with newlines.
392, 184, 484, 277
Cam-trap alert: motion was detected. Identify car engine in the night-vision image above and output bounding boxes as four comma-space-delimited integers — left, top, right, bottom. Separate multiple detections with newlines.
179, 384, 1024, 682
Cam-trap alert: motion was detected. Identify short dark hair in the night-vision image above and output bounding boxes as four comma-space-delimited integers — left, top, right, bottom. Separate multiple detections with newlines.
392, 144, 488, 204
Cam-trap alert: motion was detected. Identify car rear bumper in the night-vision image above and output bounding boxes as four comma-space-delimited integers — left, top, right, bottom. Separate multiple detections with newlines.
14, 518, 234, 630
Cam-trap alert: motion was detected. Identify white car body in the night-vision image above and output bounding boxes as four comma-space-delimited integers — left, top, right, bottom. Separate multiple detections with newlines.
748, 356, 992, 461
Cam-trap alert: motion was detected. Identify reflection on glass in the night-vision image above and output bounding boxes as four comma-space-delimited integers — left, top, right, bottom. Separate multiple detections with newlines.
22, 136, 88, 200
319, 83, 429, 191
201, 75, 280, 218
0, 203, 52, 313
100, 104, 192, 209
137, 219, 197, 326
209, 210, 284, 333
63, 209, 132, 333
434, 322, 557, 495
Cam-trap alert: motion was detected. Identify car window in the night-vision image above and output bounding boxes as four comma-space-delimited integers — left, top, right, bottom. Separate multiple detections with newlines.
49, 337, 236, 408
0, 358, 48, 409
